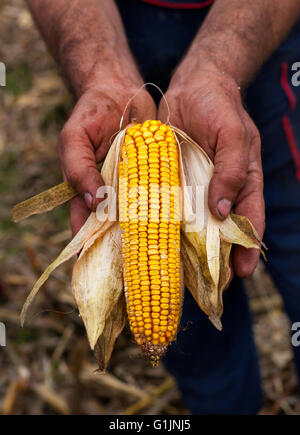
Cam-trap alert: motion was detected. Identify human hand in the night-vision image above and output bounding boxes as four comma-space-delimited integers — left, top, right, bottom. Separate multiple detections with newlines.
58, 83, 156, 235
159, 62, 265, 277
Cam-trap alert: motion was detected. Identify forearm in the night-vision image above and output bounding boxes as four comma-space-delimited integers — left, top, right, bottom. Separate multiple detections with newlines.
174, 0, 300, 91
27, 0, 142, 98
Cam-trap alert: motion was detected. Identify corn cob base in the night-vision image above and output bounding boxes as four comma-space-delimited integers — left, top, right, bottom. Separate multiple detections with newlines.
119, 120, 181, 364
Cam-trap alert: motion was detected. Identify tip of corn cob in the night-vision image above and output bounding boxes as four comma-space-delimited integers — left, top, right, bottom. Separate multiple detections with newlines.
142, 341, 168, 366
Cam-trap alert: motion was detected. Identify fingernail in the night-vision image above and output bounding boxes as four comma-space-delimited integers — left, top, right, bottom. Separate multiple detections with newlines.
84, 192, 93, 210
217, 198, 231, 218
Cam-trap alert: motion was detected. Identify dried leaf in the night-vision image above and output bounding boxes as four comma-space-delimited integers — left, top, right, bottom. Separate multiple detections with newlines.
94, 293, 127, 371
12, 182, 76, 223
181, 230, 215, 316
20, 212, 103, 326
20, 130, 124, 326
206, 213, 220, 292
72, 223, 123, 349
12, 161, 103, 223
208, 240, 232, 329
218, 214, 261, 249
231, 213, 266, 249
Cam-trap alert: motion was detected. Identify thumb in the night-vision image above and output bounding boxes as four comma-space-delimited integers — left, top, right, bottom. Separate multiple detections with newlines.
58, 126, 105, 212
208, 123, 249, 219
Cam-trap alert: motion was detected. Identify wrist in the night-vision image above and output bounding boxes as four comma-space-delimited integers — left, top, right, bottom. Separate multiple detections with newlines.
76, 56, 143, 101
180, 26, 259, 93
169, 52, 242, 99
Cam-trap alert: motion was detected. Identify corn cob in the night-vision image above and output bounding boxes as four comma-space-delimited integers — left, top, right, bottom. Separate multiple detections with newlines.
119, 120, 181, 364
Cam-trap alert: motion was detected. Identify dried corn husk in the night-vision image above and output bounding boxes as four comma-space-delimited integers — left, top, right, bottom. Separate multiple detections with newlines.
94, 292, 127, 372
174, 126, 261, 328
72, 223, 123, 350
20, 129, 124, 330
15, 123, 264, 369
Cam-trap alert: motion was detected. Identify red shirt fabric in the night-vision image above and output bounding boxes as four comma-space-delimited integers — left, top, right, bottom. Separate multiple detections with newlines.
140, 0, 215, 9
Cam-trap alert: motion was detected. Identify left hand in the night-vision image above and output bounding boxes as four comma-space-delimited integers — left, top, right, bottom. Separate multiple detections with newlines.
158, 61, 265, 278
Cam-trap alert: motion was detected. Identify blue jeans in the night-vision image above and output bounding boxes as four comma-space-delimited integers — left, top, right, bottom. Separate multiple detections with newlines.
116, 0, 300, 414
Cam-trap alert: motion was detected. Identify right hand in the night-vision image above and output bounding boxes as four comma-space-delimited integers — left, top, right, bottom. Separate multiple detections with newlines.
58, 83, 156, 235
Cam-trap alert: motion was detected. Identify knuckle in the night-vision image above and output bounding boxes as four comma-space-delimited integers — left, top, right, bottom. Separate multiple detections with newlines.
65, 168, 80, 186
215, 166, 247, 191
226, 119, 246, 139
248, 162, 264, 187
251, 172, 264, 188
225, 170, 247, 189
251, 125, 261, 146
58, 124, 72, 151
251, 124, 260, 139
244, 114, 261, 147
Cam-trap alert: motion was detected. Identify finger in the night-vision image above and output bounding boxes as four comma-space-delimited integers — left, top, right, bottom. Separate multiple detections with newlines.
70, 196, 90, 236
233, 139, 265, 277
58, 126, 105, 212
232, 189, 264, 278
208, 118, 250, 219
233, 189, 265, 277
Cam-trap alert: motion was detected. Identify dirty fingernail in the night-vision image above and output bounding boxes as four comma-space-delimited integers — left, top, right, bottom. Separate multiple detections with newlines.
84, 192, 93, 210
217, 198, 231, 218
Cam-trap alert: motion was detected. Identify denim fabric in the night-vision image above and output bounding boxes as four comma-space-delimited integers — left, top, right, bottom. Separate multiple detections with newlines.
116, 0, 300, 414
